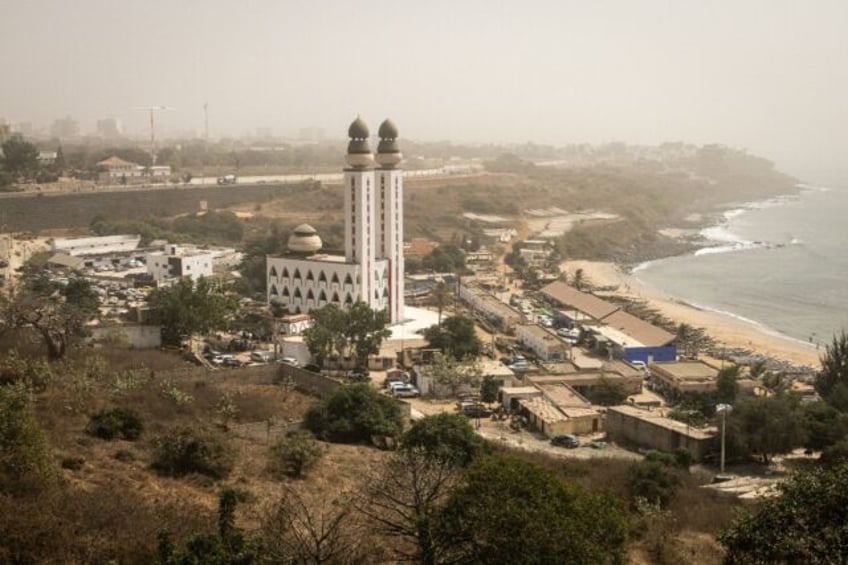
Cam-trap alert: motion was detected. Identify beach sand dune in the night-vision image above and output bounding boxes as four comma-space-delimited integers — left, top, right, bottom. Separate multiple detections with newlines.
560, 260, 821, 369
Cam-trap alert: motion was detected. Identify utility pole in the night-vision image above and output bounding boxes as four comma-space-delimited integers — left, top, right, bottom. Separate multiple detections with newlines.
717, 403, 733, 474
131, 106, 172, 166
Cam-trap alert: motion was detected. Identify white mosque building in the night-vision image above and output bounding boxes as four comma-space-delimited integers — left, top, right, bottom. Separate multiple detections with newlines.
266, 117, 405, 324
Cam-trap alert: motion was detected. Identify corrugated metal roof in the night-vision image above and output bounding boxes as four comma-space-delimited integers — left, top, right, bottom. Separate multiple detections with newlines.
600, 310, 674, 347
540, 281, 620, 320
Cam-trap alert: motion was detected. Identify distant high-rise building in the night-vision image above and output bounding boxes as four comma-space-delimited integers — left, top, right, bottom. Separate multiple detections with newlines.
96, 117, 123, 139
298, 126, 326, 142
50, 115, 79, 139
256, 127, 273, 139
14, 122, 33, 136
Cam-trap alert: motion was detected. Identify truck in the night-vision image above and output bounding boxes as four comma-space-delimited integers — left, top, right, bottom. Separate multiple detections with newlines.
217, 174, 237, 185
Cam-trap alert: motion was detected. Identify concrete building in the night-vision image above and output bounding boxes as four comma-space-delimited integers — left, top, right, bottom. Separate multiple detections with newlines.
51, 235, 142, 256
542, 281, 620, 326
96, 118, 123, 139
606, 405, 716, 461
279, 313, 313, 335
648, 360, 720, 398
515, 324, 569, 361
266, 118, 405, 323
459, 283, 522, 332
50, 115, 79, 138
147, 243, 213, 282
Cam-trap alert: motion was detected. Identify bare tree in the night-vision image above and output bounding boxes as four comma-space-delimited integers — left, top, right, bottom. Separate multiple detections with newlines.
3, 288, 89, 360
262, 484, 365, 564
356, 450, 461, 565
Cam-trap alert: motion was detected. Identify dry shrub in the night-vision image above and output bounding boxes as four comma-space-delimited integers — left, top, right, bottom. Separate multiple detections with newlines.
0, 483, 214, 564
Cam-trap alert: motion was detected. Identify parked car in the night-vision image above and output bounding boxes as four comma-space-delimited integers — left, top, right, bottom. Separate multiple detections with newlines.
459, 403, 492, 418
279, 356, 299, 366
221, 357, 243, 368
384, 375, 407, 388
392, 384, 421, 398
302, 363, 321, 373
550, 434, 580, 448
249, 351, 275, 363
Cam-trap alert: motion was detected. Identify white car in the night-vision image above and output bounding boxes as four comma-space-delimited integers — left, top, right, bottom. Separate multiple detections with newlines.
392, 384, 420, 398
279, 356, 299, 366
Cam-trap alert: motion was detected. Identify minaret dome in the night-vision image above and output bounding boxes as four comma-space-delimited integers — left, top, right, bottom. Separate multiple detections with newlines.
376, 118, 402, 169
346, 116, 374, 169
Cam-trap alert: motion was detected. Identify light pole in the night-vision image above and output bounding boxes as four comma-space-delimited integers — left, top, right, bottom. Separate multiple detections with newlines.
716, 403, 733, 474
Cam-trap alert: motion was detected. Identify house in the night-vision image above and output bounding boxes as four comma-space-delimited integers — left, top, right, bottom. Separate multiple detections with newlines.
605, 405, 716, 461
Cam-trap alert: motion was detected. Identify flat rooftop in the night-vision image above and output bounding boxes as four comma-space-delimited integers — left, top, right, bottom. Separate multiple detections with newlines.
608, 405, 716, 440
650, 360, 719, 381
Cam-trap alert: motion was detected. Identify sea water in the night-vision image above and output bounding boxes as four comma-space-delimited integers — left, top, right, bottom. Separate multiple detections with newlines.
633, 183, 848, 346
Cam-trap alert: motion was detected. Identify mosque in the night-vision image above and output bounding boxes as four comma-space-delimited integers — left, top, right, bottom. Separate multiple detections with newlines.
266, 117, 405, 324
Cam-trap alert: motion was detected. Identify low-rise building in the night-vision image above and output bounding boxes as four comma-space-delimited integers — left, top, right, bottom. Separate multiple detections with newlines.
542, 281, 620, 326
279, 313, 312, 335
459, 283, 522, 332
605, 405, 716, 461
590, 310, 676, 364
147, 243, 214, 282
51, 234, 142, 256
649, 360, 720, 398
515, 324, 569, 361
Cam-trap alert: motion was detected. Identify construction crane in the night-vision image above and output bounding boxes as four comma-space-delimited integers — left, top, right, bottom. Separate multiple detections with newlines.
131, 105, 172, 165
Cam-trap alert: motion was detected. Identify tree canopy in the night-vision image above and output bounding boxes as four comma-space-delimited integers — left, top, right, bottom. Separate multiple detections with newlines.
726, 395, 806, 464
436, 454, 629, 564
303, 302, 391, 367
423, 315, 482, 360
400, 413, 490, 466
1, 135, 40, 181
304, 384, 403, 443
720, 461, 848, 563
147, 277, 238, 345
815, 331, 848, 412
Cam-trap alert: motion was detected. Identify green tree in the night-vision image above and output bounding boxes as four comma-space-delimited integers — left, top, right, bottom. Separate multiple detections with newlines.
800, 401, 848, 451
0, 135, 40, 180
716, 364, 740, 404
720, 461, 848, 563
426, 353, 483, 397
727, 395, 806, 464
147, 277, 238, 346
626, 460, 684, 508
151, 426, 234, 479
422, 244, 466, 273
303, 384, 403, 443
423, 315, 482, 360
268, 431, 324, 479
436, 454, 629, 564
0, 384, 58, 493
587, 375, 630, 406
400, 413, 490, 466
303, 302, 390, 368
429, 281, 452, 326
815, 330, 848, 412
3, 286, 91, 360
479, 375, 500, 403
158, 488, 263, 564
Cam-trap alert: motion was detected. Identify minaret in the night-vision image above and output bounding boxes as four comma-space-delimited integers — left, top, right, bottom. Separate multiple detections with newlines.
344, 116, 376, 308
375, 119, 404, 323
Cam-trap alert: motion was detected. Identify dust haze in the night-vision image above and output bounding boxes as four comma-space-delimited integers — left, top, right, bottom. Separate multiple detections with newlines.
2, 0, 846, 182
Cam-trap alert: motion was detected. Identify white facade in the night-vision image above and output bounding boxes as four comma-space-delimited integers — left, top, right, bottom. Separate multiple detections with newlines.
147, 244, 213, 282
267, 254, 390, 314
51, 234, 142, 256
516, 324, 569, 361
266, 118, 405, 323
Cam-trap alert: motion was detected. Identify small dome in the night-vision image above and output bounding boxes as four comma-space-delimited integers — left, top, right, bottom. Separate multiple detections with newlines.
348, 116, 369, 139
287, 225, 322, 254
293, 223, 317, 236
378, 119, 398, 139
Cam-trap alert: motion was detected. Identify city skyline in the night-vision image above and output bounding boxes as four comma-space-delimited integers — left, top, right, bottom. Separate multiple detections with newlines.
3, 1, 847, 183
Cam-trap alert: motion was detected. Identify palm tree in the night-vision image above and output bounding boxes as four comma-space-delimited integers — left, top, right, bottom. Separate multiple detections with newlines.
431, 282, 452, 327
572, 268, 585, 291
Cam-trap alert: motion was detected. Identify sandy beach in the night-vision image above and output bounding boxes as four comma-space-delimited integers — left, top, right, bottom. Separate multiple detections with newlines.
560, 260, 822, 369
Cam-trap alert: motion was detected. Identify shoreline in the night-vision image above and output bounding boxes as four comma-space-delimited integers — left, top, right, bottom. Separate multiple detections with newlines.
560, 259, 821, 370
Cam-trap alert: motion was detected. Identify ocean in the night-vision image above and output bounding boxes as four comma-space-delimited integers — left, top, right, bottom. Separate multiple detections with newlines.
633, 182, 848, 347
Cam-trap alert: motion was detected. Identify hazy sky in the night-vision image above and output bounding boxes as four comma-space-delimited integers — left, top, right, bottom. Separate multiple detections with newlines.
2, 0, 846, 180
